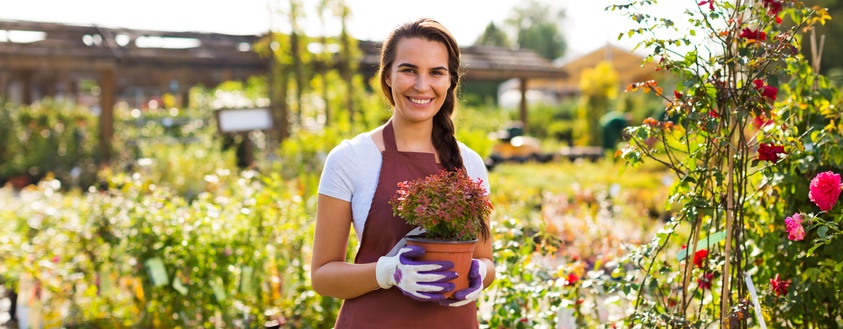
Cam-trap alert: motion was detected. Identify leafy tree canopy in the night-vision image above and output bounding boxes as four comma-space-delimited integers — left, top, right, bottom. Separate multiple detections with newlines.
505, 0, 567, 60
474, 22, 511, 48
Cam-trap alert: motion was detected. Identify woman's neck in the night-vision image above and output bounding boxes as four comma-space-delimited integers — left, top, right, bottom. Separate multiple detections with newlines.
391, 117, 434, 153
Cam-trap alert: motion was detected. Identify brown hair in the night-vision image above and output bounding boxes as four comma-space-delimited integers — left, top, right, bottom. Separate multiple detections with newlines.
377, 18, 464, 171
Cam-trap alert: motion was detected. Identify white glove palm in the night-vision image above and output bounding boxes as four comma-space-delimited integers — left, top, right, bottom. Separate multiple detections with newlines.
376, 246, 457, 302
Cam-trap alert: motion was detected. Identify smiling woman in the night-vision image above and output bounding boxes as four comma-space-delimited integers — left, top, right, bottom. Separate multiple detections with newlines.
310, 18, 494, 329
385, 38, 451, 141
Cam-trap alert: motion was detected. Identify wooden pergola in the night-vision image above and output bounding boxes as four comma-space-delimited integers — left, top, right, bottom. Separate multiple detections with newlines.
0, 19, 268, 161
1, 20, 566, 161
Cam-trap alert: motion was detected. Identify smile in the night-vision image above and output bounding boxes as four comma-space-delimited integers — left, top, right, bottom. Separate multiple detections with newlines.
408, 97, 432, 105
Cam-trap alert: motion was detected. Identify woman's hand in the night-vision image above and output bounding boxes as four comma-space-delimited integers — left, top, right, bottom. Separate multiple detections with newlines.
376, 245, 457, 302
436, 259, 486, 307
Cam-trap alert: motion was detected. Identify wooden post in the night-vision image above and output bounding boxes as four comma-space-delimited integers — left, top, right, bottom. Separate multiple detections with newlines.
519, 77, 529, 134
0, 73, 7, 101
21, 70, 34, 105
181, 88, 190, 109
99, 68, 116, 164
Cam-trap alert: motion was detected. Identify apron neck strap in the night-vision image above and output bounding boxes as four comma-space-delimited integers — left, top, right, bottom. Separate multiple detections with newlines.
383, 120, 398, 152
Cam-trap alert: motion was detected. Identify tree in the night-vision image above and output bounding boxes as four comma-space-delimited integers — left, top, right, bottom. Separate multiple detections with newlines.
576, 61, 618, 147
505, 0, 567, 60
474, 22, 510, 47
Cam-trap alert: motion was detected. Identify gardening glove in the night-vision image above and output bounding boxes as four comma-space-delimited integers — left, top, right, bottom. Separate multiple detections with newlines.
376, 245, 458, 302
437, 259, 487, 307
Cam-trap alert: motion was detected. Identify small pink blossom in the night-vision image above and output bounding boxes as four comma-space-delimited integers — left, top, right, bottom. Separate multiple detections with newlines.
809, 171, 842, 211
784, 213, 805, 241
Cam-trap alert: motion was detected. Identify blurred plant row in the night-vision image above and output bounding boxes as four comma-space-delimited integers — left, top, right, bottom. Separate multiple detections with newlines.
0, 155, 672, 329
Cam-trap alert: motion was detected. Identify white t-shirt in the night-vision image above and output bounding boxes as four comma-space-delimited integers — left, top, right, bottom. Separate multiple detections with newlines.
318, 131, 491, 242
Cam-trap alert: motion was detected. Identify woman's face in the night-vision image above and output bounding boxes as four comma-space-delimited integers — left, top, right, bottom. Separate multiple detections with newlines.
386, 37, 451, 125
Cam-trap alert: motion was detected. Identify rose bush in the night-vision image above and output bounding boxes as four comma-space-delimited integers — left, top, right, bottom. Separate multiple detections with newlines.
612, 0, 843, 326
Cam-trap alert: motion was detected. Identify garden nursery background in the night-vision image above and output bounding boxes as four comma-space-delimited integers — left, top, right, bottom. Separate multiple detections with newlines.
1, 0, 843, 328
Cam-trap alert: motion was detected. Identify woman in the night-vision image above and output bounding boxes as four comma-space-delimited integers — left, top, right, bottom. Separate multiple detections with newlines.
310, 18, 495, 328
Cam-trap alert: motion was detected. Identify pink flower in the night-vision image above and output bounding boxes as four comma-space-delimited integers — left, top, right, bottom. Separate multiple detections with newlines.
784, 213, 805, 241
770, 274, 791, 297
809, 171, 842, 211
698, 0, 715, 10
757, 143, 786, 163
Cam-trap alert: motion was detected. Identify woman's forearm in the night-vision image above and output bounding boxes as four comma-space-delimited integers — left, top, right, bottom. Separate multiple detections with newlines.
311, 260, 380, 300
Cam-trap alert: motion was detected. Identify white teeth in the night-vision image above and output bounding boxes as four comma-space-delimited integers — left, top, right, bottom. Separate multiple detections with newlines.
409, 97, 432, 105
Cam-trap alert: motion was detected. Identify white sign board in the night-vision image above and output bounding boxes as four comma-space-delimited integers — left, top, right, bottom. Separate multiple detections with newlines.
216, 108, 273, 133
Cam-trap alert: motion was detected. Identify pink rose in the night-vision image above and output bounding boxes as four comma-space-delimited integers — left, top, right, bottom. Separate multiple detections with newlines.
809, 171, 842, 211
784, 213, 805, 241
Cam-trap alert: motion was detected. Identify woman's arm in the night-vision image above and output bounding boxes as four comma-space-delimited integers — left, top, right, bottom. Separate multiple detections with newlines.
473, 223, 496, 287
311, 194, 380, 299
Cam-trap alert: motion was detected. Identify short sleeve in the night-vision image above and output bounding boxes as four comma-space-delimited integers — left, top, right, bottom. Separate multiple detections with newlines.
318, 140, 357, 202
460, 143, 491, 195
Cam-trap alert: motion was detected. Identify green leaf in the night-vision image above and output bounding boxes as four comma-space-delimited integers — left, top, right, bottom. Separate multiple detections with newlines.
676, 231, 726, 261
818, 225, 829, 239
807, 241, 827, 257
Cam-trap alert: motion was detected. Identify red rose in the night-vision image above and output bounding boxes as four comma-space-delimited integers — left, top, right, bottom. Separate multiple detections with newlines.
770, 274, 791, 297
740, 28, 767, 41
757, 143, 785, 163
693, 249, 709, 268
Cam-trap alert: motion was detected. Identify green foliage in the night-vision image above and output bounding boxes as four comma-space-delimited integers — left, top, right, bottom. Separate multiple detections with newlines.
474, 22, 511, 48
613, 0, 843, 326
390, 169, 492, 241
505, 0, 567, 60
577, 62, 619, 147
0, 99, 99, 187
0, 170, 336, 328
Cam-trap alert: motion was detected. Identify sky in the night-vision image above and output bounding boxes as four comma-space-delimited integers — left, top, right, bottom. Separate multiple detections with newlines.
0, 0, 694, 58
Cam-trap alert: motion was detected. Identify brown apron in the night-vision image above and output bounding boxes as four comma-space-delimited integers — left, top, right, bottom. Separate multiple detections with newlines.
334, 121, 478, 329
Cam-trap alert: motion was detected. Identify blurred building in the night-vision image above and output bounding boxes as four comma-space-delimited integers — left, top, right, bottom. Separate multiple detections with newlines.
499, 44, 661, 108
0, 20, 567, 157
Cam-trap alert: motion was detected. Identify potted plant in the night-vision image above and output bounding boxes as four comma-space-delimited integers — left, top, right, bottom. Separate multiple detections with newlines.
389, 169, 492, 297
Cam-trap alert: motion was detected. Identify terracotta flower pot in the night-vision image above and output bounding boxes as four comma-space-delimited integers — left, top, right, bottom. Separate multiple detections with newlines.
406, 237, 476, 299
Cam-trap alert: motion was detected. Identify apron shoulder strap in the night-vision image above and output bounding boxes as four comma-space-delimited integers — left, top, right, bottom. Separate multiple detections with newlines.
383, 120, 398, 152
